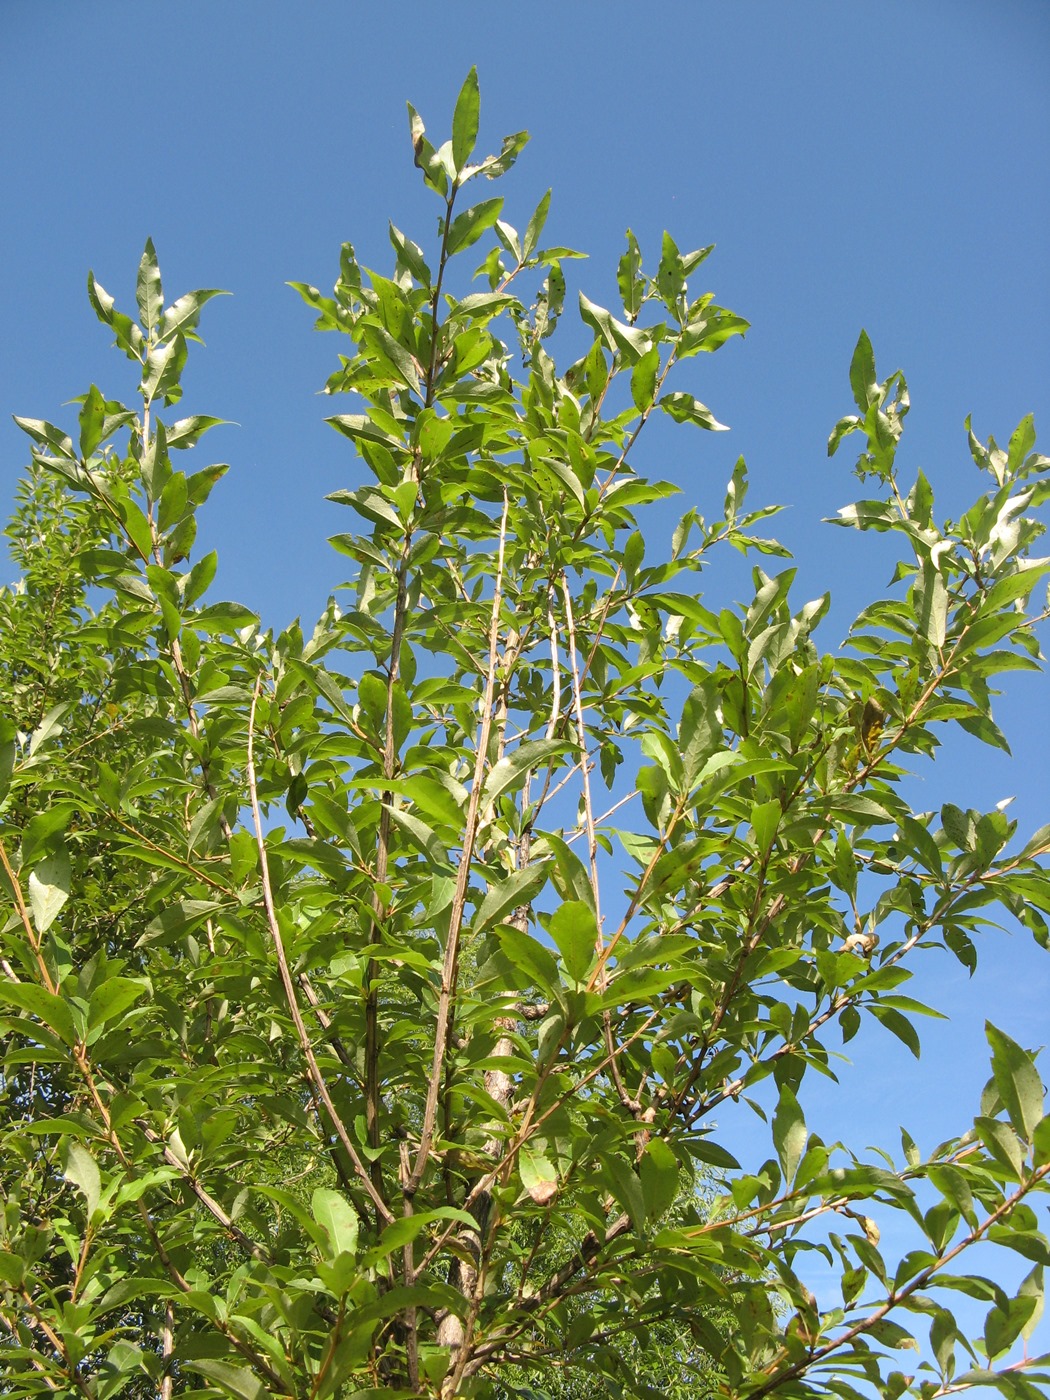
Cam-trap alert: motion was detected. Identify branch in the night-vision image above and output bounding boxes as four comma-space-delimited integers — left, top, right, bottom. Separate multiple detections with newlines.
747, 1159, 1050, 1400
135, 1120, 271, 1261
365, 528, 414, 1204
247, 675, 393, 1224
410, 488, 510, 1190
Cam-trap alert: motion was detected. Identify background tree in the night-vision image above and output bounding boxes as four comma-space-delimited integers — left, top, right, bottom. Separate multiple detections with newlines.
2, 74, 1049, 1400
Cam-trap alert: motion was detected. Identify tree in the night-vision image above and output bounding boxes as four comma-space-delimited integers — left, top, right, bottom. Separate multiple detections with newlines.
2, 70, 1049, 1400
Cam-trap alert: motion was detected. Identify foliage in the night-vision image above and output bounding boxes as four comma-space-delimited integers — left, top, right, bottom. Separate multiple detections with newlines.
2, 71, 1050, 1400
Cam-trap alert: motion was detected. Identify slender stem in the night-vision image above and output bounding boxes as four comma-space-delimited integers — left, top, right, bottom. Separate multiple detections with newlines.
247, 675, 394, 1224
16, 1289, 94, 1397
559, 575, 602, 930
160, 1301, 174, 1400
398, 1140, 420, 1391
0, 837, 58, 993
425, 183, 459, 406
411, 489, 509, 1192
365, 530, 413, 1205
428, 487, 511, 1381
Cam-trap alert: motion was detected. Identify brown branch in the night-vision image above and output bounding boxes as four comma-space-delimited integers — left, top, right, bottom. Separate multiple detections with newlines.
16, 1288, 94, 1397
0, 836, 58, 994
0, 1302, 62, 1390
365, 528, 414, 1206
559, 575, 602, 930
135, 1121, 270, 1261
160, 1300, 174, 1400
409, 488, 511, 1191
560, 573, 642, 1117
247, 675, 394, 1224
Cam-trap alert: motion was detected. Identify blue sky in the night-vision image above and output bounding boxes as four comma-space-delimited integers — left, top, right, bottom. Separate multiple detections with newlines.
3, 0, 1049, 1357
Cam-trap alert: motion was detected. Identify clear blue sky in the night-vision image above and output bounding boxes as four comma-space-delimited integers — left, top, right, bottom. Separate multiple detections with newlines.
3, 0, 1049, 1353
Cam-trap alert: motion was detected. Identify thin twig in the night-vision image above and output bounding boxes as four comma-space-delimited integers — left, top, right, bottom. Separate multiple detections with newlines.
748, 1160, 1050, 1400
559, 576, 602, 931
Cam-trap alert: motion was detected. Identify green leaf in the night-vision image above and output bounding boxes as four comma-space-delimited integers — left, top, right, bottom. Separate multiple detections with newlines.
749, 799, 781, 855
986, 1022, 1044, 1142
480, 127, 530, 180
639, 1139, 679, 1222
183, 550, 218, 606
136, 237, 163, 335
166, 414, 227, 450
87, 977, 148, 1042
312, 1188, 359, 1261
545, 832, 596, 912
193, 600, 259, 634
475, 862, 550, 931
142, 336, 188, 406
186, 462, 229, 505
849, 329, 878, 411
407, 101, 448, 195
87, 271, 145, 359
362, 322, 422, 395
603, 1155, 647, 1233
548, 900, 598, 983
0, 981, 77, 1044
158, 288, 227, 344
1035, 1116, 1050, 1168
659, 391, 729, 432
870, 1005, 922, 1059
617, 228, 644, 321
678, 678, 722, 786
383, 804, 449, 867
980, 557, 1050, 614
915, 561, 948, 649
25, 706, 71, 764
519, 1143, 559, 1204
365, 1208, 480, 1263
0, 719, 14, 802
578, 293, 650, 361
446, 198, 503, 256
496, 925, 559, 996
631, 345, 661, 413
183, 1360, 267, 1400
481, 738, 569, 807
1017, 1263, 1045, 1343
327, 415, 407, 454
985, 1291, 1039, 1361
974, 1116, 1025, 1179
78, 384, 106, 458
900, 1127, 920, 1167
941, 802, 976, 852
389, 222, 432, 285
451, 67, 480, 173
928, 1165, 978, 1229
773, 1085, 806, 1183
1004, 412, 1036, 471
28, 845, 71, 933
523, 189, 551, 261
655, 230, 685, 309
63, 1142, 101, 1220
781, 663, 821, 748
13, 414, 75, 456
985, 1226, 1050, 1267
